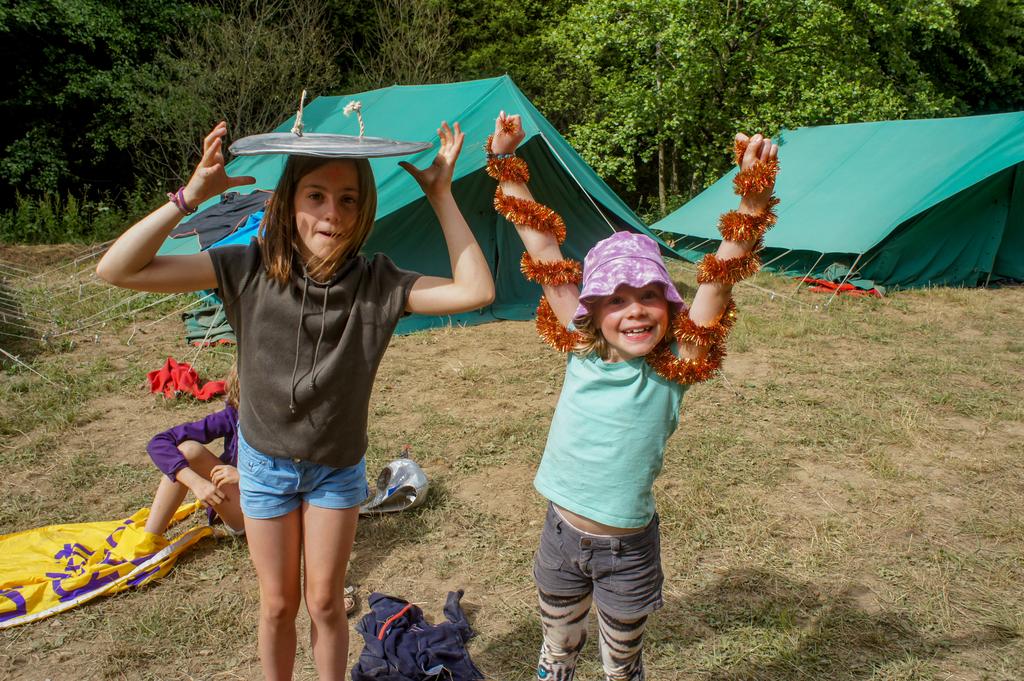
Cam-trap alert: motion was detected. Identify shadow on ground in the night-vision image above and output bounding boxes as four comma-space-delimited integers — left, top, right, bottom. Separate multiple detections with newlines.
475, 567, 1018, 680
348, 476, 455, 587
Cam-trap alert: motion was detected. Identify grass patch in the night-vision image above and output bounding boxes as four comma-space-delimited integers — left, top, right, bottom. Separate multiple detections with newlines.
0, 247, 1022, 678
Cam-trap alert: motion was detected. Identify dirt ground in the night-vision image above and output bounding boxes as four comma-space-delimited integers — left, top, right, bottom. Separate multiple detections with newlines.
1, 245, 1021, 680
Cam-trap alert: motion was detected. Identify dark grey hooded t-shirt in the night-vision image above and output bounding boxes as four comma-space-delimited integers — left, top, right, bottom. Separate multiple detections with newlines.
209, 242, 420, 468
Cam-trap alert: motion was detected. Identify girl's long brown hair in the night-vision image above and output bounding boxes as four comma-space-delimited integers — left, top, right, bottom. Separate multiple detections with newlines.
259, 156, 377, 283
225, 360, 239, 410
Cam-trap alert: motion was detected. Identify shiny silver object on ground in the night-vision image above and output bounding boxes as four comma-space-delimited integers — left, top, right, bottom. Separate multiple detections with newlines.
229, 132, 431, 159
359, 453, 429, 515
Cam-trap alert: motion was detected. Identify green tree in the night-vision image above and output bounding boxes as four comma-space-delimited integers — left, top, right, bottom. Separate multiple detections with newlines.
540, 0, 1024, 217
345, 0, 458, 89
0, 0, 190, 202
451, 0, 578, 109
127, 0, 343, 188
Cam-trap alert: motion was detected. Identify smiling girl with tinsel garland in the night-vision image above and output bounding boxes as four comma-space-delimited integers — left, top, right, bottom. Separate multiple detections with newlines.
488, 112, 779, 681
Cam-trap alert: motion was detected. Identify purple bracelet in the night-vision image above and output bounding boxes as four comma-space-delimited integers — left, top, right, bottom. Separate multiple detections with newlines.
167, 186, 197, 215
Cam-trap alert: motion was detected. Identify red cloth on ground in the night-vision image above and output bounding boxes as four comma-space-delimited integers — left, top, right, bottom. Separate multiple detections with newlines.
147, 357, 226, 401
799, 277, 883, 298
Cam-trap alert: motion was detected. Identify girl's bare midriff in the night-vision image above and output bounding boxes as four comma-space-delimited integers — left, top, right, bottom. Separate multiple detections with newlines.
554, 504, 644, 536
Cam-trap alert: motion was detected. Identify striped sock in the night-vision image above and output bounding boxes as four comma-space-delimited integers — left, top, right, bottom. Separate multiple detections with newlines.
536, 588, 592, 680
596, 608, 648, 681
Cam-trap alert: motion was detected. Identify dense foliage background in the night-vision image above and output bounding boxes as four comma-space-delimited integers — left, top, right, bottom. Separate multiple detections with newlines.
2, 0, 1023, 240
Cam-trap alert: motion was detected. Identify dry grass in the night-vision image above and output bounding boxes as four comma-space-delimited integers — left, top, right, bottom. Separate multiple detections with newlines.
0, 247, 1021, 679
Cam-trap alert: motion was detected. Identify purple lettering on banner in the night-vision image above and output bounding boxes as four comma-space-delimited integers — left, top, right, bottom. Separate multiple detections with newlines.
54, 543, 94, 560
54, 543, 95, 576
50, 570, 121, 602
99, 549, 126, 567
105, 519, 133, 548
0, 589, 27, 623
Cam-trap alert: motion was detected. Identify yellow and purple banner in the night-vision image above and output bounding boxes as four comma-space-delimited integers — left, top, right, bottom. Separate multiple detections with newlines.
0, 502, 212, 628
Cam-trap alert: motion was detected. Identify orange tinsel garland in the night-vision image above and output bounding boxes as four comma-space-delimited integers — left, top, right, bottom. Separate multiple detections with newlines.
494, 188, 567, 243
646, 341, 725, 384
489, 141, 776, 386
521, 253, 582, 286
733, 138, 749, 166
486, 156, 530, 183
536, 297, 583, 352
732, 159, 780, 196
485, 134, 530, 183
671, 301, 737, 348
696, 242, 763, 285
718, 197, 779, 243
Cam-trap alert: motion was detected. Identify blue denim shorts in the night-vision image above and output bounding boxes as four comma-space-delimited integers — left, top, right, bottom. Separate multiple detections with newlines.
533, 503, 663, 618
237, 429, 370, 519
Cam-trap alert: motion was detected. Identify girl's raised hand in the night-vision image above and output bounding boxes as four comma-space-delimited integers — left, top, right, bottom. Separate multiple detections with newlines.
399, 121, 464, 199
182, 122, 256, 208
735, 132, 779, 213
491, 111, 525, 155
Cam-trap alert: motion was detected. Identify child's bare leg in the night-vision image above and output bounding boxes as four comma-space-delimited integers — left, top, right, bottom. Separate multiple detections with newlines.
302, 503, 359, 680
537, 588, 592, 680
596, 608, 648, 681
246, 509, 302, 681
144, 475, 188, 534
146, 440, 225, 534
178, 440, 245, 531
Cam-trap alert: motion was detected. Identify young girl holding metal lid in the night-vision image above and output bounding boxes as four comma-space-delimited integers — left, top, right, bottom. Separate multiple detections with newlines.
488, 112, 779, 681
97, 119, 494, 680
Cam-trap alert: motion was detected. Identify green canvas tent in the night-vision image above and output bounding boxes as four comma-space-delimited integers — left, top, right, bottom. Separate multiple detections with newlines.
652, 111, 1024, 290
162, 76, 663, 333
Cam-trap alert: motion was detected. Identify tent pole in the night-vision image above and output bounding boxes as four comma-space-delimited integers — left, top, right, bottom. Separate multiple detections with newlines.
63, 290, 151, 327
53, 292, 182, 338
737, 278, 812, 308
791, 252, 826, 295
27, 240, 113, 281
0, 299, 49, 322
850, 249, 881, 276
141, 292, 215, 330
675, 259, 812, 308
184, 304, 225, 368
760, 249, 793, 270
0, 261, 34, 277
0, 346, 65, 390
824, 252, 864, 308
0, 329, 41, 342
0, 316, 37, 332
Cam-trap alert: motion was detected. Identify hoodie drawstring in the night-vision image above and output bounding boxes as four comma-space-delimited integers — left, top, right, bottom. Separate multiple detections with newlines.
289, 276, 310, 414
290, 272, 332, 413
310, 284, 329, 390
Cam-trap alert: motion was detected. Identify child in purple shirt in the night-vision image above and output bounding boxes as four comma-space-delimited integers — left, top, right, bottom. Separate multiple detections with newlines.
144, 364, 244, 536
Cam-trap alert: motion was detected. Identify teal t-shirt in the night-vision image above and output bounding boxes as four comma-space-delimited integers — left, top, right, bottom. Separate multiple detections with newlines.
534, 352, 688, 528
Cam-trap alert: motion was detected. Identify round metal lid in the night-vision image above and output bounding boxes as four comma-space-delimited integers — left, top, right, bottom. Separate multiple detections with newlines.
229, 132, 432, 158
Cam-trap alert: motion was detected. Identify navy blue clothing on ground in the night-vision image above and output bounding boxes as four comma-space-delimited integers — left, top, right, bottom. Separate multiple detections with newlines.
351, 590, 484, 681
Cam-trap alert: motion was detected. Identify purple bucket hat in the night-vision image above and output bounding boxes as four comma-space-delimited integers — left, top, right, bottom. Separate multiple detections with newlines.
573, 231, 685, 320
